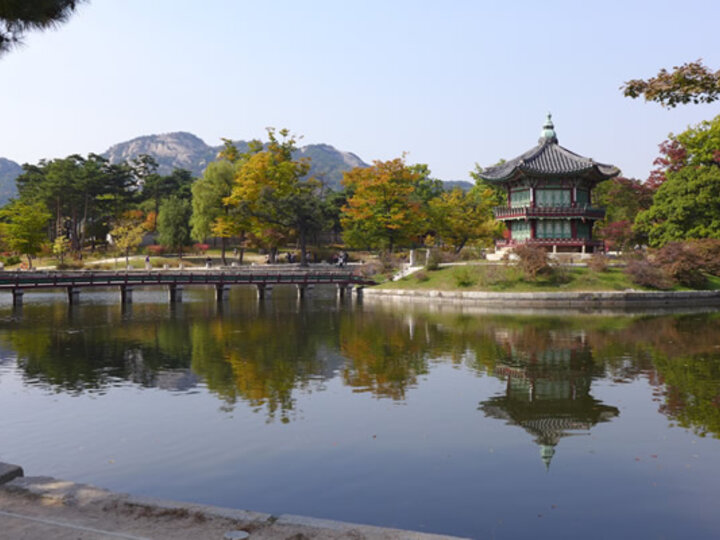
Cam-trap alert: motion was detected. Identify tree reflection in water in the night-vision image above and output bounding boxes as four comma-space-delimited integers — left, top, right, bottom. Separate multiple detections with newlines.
1, 300, 719, 441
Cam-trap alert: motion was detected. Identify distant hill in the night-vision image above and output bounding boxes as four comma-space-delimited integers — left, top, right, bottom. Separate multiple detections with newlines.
0, 133, 471, 200
443, 180, 474, 191
102, 131, 369, 191
103, 132, 216, 177
0, 158, 21, 205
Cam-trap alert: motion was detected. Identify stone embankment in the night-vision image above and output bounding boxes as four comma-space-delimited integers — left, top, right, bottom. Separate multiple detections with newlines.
0, 462, 466, 540
364, 288, 720, 307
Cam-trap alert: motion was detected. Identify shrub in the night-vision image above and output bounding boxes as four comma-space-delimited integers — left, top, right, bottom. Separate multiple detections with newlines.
1, 254, 21, 266
477, 265, 506, 287
453, 266, 477, 287
512, 245, 551, 280
587, 253, 608, 272
625, 258, 673, 290
359, 261, 382, 278
146, 245, 165, 256
379, 252, 400, 271
193, 243, 210, 254
652, 242, 707, 288
57, 260, 85, 270
414, 270, 429, 282
425, 249, 443, 271
688, 239, 720, 276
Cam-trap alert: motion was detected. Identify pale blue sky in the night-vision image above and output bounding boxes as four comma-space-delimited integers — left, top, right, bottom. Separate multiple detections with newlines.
0, 0, 718, 182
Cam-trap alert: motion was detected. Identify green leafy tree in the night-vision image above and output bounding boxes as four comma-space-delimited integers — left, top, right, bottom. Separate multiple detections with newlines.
225, 129, 325, 265
341, 158, 426, 252
0, 201, 51, 268
157, 195, 191, 260
110, 211, 146, 267
635, 166, 720, 246
622, 60, 720, 108
428, 187, 500, 253
52, 236, 71, 265
593, 177, 654, 249
0, 0, 84, 55
634, 115, 720, 247
191, 159, 239, 265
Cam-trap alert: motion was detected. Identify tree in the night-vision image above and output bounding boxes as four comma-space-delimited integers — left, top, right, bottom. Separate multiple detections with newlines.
225, 129, 325, 266
52, 236, 71, 265
634, 115, 720, 247
593, 176, 654, 249
622, 60, 720, 108
157, 196, 191, 259
0, 201, 51, 268
110, 211, 146, 267
191, 159, 239, 265
0, 0, 84, 55
634, 166, 720, 247
341, 158, 426, 252
428, 187, 499, 253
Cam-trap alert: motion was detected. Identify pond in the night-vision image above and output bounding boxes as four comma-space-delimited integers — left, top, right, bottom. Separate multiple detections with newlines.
1, 286, 719, 539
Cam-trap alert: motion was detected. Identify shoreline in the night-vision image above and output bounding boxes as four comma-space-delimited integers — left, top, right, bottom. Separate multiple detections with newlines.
364, 287, 720, 307
0, 462, 466, 539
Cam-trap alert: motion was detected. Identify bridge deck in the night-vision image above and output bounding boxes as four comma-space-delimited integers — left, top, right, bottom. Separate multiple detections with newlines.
0, 270, 375, 290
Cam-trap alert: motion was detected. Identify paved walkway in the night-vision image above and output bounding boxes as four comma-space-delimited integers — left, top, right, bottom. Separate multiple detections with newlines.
0, 464, 465, 540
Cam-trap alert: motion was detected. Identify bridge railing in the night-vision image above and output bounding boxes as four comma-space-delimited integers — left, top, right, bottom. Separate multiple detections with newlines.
0, 269, 376, 290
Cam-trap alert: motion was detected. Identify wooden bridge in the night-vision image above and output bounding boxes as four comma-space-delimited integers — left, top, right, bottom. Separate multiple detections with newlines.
0, 269, 376, 305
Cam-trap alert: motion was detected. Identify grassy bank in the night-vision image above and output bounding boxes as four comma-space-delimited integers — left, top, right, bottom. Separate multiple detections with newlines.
378, 264, 720, 293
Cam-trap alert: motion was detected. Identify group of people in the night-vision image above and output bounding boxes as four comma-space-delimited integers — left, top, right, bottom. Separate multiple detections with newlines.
333, 251, 349, 267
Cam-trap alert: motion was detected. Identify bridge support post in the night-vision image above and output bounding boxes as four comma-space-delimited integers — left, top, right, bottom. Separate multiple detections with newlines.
354, 286, 363, 299
337, 284, 353, 300
66, 287, 80, 305
168, 284, 183, 303
297, 284, 314, 299
12, 289, 23, 307
120, 285, 134, 304
257, 284, 273, 300
215, 284, 230, 302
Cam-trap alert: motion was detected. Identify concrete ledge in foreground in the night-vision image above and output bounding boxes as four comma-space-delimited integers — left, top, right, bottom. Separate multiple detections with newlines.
0, 462, 23, 485
365, 288, 720, 307
0, 464, 467, 539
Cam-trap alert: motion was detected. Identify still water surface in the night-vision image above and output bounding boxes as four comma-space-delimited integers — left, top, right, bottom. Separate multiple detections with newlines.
1, 286, 720, 538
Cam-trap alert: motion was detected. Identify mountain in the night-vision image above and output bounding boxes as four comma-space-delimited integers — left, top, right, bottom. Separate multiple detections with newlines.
443, 180, 474, 192
103, 132, 217, 177
0, 158, 21, 205
102, 131, 369, 190
0, 132, 468, 200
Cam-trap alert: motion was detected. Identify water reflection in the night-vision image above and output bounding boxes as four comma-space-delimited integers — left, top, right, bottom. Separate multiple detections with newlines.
479, 328, 619, 468
1, 297, 719, 442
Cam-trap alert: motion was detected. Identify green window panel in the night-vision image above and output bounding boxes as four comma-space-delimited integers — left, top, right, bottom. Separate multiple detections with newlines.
576, 189, 589, 205
536, 189, 571, 207
510, 188, 531, 208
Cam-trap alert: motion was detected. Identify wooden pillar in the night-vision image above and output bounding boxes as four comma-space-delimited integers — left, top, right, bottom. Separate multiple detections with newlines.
120, 285, 134, 304
215, 284, 230, 302
12, 289, 24, 307
297, 284, 314, 299
257, 284, 273, 300
355, 286, 364, 299
168, 284, 183, 303
338, 284, 353, 300
67, 287, 80, 305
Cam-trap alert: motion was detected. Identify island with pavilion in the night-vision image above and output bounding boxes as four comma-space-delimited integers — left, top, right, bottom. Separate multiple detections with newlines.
478, 114, 620, 254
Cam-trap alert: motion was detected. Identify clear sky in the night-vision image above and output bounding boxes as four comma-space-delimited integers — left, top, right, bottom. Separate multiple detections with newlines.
0, 0, 718, 182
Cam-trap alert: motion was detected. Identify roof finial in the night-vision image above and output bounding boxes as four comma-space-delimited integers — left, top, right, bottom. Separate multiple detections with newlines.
539, 112, 558, 144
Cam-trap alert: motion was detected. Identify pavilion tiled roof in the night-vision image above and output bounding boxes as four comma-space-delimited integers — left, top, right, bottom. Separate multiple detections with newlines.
478, 114, 620, 182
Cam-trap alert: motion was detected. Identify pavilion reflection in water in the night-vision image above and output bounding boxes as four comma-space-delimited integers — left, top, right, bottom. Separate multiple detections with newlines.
480, 329, 619, 468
